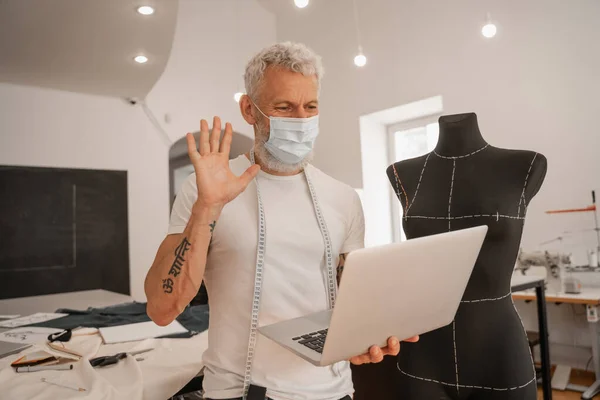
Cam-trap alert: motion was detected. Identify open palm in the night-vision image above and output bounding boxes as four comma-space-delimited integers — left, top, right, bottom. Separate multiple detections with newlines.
187, 117, 260, 208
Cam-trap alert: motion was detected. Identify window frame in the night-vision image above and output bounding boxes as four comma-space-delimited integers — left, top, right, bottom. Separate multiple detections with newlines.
387, 114, 441, 242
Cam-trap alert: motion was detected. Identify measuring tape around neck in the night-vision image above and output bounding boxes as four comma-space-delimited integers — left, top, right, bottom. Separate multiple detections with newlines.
242, 150, 336, 399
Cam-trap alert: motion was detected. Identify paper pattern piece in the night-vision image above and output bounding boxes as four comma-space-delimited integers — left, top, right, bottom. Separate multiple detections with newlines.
99, 320, 188, 344
0, 315, 21, 319
0, 313, 68, 328
0, 327, 63, 344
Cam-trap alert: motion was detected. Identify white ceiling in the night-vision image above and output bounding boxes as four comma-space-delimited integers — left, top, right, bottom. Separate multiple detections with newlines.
255, 0, 287, 14
256, 0, 309, 15
0, 0, 178, 99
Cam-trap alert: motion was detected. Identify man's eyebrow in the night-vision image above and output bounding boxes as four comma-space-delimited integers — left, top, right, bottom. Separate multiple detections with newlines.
270, 99, 318, 106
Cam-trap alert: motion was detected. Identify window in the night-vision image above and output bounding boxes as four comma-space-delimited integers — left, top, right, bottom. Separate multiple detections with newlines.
388, 120, 439, 241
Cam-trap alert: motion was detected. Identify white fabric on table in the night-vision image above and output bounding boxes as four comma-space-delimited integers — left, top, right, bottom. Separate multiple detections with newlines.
0, 330, 208, 400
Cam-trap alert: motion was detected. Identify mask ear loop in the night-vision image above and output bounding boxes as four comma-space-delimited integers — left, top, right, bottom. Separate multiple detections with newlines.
249, 99, 269, 120
249, 100, 271, 150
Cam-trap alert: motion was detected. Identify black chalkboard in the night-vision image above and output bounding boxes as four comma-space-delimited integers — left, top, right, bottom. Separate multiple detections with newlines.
0, 165, 129, 299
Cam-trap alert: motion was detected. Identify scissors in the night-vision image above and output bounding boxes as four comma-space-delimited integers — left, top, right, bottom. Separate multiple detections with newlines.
89, 348, 153, 368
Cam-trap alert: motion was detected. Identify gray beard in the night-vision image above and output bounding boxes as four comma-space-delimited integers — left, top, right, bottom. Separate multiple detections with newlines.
254, 128, 313, 174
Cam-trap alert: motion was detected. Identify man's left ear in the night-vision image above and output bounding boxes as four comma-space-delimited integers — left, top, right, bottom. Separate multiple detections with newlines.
239, 95, 257, 125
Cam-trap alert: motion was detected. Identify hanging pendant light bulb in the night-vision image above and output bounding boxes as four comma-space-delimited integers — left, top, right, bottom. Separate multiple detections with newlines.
351, 0, 366, 67
294, 0, 309, 8
481, 12, 497, 38
354, 54, 367, 67
354, 46, 367, 67
232, 2, 245, 103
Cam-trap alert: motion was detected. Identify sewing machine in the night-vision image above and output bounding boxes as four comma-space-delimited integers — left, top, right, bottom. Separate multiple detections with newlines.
515, 249, 581, 293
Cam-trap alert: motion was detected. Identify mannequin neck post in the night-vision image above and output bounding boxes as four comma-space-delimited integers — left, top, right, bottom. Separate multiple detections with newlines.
435, 113, 488, 157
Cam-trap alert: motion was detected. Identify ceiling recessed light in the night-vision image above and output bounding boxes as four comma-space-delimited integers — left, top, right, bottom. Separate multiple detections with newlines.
137, 6, 154, 15
134, 55, 148, 64
234, 92, 244, 103
294, 0, 309, 8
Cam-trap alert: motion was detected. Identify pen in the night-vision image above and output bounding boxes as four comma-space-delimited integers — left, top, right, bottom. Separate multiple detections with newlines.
15, 364, 74, 373
41, 378, 86, 392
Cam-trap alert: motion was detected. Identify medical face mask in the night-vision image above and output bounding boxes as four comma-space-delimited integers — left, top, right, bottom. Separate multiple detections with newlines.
253, 103, 319, 165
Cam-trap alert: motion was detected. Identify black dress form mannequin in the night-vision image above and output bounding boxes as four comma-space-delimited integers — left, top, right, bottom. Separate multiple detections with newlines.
352, 113, 547, 400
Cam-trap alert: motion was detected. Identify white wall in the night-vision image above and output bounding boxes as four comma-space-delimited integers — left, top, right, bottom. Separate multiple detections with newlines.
274, 0, 600, 368
0, 0, 276, 301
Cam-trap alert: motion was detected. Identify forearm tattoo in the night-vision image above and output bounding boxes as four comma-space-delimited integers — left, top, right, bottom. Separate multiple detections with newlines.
161, 220, 216, 295
162, 237, 191, 294
162, 278, 174, 294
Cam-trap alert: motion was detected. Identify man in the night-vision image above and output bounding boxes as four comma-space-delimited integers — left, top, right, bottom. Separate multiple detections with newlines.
145, 42, 417, 400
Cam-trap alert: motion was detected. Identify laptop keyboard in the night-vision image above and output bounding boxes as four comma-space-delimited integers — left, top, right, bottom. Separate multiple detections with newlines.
292, 329, 328, 354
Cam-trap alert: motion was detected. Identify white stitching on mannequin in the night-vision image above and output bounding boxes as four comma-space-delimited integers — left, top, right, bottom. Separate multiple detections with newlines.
405, 214, 525, 220
453, 321, 459, 394
520, 192, 525, 205
397, 295, 536, 392
405, 153, 431, 216
460, 292, 511, 303
433, 144, 489, 160
520, 192, 530, 219
517, 153, 538, 217
448, 160, 456, 231
404, 145, 488, 219
511, 296, 538, 379
392, 164, 409, 210
397, 366, 536, 391
447, 160, 459, 393
396, 148, 538, 394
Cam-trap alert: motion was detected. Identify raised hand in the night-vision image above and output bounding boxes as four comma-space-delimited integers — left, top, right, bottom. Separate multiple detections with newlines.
187, 117, 260, 210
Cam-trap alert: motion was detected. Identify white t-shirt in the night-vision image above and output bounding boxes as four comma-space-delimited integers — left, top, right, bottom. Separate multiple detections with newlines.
168, 155, 365, 400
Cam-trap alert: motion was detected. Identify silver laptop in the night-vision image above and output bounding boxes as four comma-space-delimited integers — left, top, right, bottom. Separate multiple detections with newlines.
258, 225, 488, 366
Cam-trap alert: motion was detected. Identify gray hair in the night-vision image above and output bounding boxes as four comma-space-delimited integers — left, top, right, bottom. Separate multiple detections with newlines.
244, 42, 324, 101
